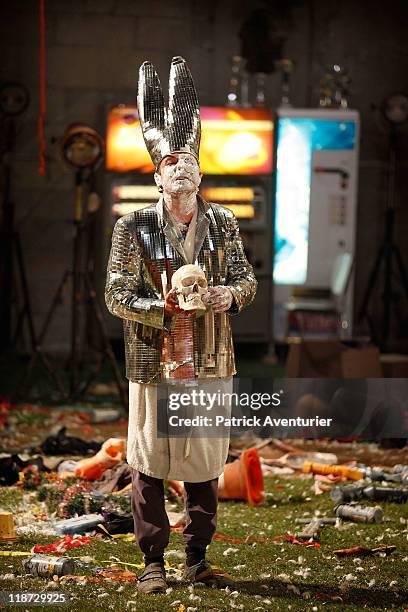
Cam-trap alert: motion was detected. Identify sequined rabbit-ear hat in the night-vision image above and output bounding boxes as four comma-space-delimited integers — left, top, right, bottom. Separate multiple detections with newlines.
137, 56, 201, 169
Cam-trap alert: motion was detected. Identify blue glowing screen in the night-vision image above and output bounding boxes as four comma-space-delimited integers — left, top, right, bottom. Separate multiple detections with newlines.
273, 118, 356, 285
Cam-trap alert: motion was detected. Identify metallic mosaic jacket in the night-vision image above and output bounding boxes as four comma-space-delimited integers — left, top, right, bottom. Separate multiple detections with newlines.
105, 195, 257, 383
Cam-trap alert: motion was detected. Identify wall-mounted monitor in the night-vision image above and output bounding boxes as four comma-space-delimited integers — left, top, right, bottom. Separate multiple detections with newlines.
106, 106, 273, 175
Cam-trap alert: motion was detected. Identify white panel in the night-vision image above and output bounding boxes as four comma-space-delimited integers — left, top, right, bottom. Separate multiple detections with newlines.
273, 108, 360, 339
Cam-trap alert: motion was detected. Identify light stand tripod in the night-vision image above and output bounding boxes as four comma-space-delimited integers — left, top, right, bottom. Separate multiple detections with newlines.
22, 124, 127, 411
358, 119, 408, 351
0, 84, 62, 390
0, 114, 36, 351
69, 167, 127, 407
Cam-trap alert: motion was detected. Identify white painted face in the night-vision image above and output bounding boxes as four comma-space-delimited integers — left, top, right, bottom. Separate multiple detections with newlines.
171, 264, 208, 312
154, 152, 202, 196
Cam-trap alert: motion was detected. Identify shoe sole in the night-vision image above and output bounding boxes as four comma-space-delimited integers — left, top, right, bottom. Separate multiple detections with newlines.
137, 585, 167, 594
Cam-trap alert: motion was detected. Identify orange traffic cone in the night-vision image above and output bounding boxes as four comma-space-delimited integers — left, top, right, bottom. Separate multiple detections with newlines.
218, 448, 265, 506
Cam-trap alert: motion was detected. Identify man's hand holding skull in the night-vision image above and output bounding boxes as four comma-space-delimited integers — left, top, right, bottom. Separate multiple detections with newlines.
164, 287, 186, 317
166, 264, 234, 317
201, 285, 234, 313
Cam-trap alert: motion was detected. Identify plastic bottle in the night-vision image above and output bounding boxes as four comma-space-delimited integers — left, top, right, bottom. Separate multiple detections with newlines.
74, 438, 126, 480
54, 513, 104, 535
392, 464, 408, 473
303, 461, 363, 481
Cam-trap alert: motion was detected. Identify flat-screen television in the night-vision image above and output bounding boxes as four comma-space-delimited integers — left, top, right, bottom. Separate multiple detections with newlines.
106, 106, 273, 175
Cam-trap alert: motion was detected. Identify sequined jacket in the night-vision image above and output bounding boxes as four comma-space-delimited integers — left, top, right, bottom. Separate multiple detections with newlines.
105, 195, 257, 383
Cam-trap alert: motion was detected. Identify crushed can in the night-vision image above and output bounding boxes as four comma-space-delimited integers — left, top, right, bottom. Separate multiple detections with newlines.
365, 468, 404, 483
330, 484, 365, 504
335, 504, 383, 523
363, 485, 408, 504
22, 555, 75, 578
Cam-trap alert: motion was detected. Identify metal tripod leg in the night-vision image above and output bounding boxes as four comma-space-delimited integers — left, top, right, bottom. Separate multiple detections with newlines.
77, 350, 106, 399
12, 232, 37, 351
357, 242, 386, 344
393, 245, 408, 299
20, 269, 70, 396
84, 273, 128, 413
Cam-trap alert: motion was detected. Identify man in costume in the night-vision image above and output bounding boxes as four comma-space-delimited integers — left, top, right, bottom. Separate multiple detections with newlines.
105, 56, 257, 594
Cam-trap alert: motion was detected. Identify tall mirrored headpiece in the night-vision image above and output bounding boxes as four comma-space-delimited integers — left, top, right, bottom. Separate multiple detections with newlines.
137, 56, 201, 169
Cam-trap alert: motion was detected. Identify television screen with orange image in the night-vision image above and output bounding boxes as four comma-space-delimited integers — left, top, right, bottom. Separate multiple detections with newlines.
106, 106, 273, 175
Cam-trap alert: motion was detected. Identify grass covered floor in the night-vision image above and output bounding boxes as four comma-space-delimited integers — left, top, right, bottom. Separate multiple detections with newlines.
0, 474, 407, 611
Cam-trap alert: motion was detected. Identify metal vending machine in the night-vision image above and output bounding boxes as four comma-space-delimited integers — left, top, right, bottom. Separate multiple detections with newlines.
273, 108, 360, 339
105, 105, 275, 344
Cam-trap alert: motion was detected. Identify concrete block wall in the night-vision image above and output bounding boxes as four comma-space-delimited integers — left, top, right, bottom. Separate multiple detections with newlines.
1, 0, 408, 352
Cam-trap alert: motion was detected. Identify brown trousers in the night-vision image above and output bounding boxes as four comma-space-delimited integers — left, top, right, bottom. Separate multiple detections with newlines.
131, 468, 218, 556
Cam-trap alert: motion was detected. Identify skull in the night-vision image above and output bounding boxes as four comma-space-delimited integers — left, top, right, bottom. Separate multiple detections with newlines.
171, 264, 208, 312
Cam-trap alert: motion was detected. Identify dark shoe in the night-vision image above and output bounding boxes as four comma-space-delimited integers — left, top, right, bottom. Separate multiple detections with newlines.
137, 562, 167, 594
182, 559, 236, 589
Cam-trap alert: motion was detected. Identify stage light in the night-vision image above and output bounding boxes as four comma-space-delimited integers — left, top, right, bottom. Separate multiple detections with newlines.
112, 202, 153, 216
382, 93, 408, 125
106, 106, 152, 173
0, 82, 29, 117
106, 106, 273, 175
114, 185, 159, 200
60, 123, 105, 170
200, 187, 255, 202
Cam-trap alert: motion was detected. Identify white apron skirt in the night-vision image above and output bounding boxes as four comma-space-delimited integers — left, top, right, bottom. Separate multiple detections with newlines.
127, 377, 233, 482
